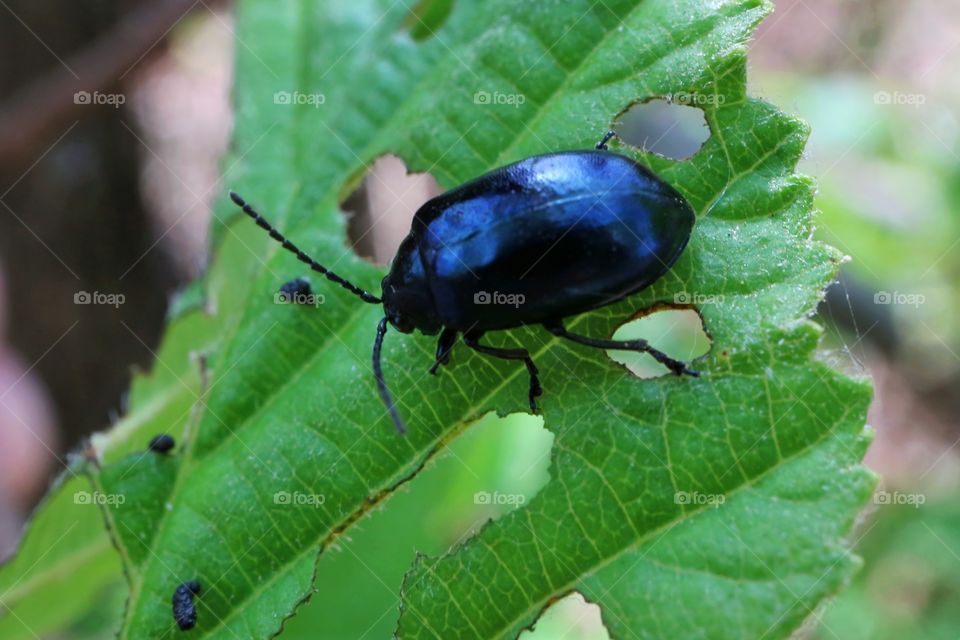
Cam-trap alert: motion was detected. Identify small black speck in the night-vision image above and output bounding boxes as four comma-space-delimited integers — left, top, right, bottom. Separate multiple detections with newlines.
278, 277, 312, 304
172, 580, 201, 631
148, 434, 176, 454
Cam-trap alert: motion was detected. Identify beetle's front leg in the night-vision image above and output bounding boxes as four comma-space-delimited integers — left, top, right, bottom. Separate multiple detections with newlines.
463, 331, 542, 413
543, 320, 700, 377
429, 328, 458, 375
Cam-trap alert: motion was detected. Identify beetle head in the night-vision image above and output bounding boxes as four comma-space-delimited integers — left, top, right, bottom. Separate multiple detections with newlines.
381, 235, 442, 335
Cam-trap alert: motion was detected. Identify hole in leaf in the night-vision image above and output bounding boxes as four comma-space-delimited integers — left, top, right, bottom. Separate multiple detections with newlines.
615, 98, 710, 160
520, 591, 611, 640
291, 412, 551, 638
461, 412, 552, 530
608, 308, 711, 378
340, 154, 442, 265
403, 0, 455, 41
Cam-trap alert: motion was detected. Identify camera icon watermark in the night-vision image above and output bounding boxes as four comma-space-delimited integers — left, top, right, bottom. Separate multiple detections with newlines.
873, 290, 925, 308
874, 490, 925, 508
473, 90, 526, 108
273, 491, 326, 507
473, 491, 526, 506
674, 491, 725, 506
74, 291, 125, 308
473, 291, 525, 308
74, 491, 126, 506
874, 90, 925, 108
274, 291, 325, 307
674, 291, 724, 305
273, 91, 325, 108
665, 91, 725, 106
74, 90, 126, 108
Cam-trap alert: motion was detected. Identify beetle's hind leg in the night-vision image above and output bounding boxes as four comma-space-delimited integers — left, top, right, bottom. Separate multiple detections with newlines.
595, 130, 617, 150
543, 320, 700, 377
463, 331, 542, 413
429, 328, 458, 375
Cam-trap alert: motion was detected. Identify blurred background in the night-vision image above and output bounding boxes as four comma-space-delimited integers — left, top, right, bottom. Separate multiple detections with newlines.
0, 0, 957, 638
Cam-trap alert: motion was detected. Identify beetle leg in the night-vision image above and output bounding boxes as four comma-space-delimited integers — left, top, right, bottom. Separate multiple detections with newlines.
595, 130, 617, 150
429, 328, 458, 375
463, 332, 542, 413
543, 320, 700, 377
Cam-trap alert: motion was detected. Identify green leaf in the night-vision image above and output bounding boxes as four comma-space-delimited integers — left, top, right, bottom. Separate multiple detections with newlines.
1, 0, 875, 638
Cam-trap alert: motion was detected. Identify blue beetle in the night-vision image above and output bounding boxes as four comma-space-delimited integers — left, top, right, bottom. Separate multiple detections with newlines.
230, 132, 698, 434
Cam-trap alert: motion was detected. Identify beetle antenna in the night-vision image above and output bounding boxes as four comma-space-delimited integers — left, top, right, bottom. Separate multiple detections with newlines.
229, 191, 382, 304
373, 317, 406, 434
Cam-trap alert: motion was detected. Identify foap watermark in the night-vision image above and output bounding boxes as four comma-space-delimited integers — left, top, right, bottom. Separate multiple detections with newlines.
874, 290, 925, 308
274, 291, 325, 307
74, 291, 125, 308
874, 90, 925, 108
74, 490, 126, 506
674, 491, 725, 506
874, 490, 925, 508
674, 291, 724, 305
473, 90, 526, 108
273, 90, 326, 108
474, 291, 525, 308
665, 91, 725, 107
273, 491, 326, 507
474, 491, 526, 506
74, 90, 126, 108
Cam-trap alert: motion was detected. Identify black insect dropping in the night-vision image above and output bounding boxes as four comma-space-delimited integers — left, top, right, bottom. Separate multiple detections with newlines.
230, 131, 699, 434
172, 580, 201, 631
148, 434, 175, 454
277, 276, 313, 304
